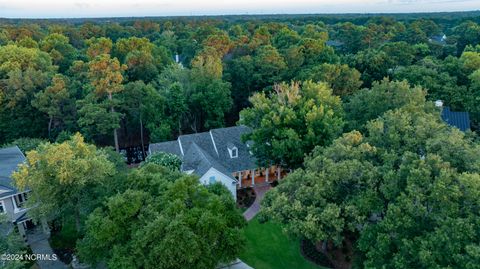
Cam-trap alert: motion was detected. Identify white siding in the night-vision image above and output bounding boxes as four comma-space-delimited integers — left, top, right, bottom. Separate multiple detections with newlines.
0, 192, 30, 223
199, 168, 237, 201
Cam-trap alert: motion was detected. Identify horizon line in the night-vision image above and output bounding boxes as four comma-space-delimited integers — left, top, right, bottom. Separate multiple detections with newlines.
1, 9, 479, 20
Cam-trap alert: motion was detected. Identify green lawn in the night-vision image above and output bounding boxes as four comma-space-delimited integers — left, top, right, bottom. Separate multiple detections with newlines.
239, 218, 322, 269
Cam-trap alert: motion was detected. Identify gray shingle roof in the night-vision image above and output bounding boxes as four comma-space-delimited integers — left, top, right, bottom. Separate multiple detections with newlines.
429, 34, 447, 44
179, 132, 217, 158
149, 126, 256, 178
182, 143, 232, 178
210, 126, 256, 172
0, 146, 25, 198
441, 107, 471, 132
149, 140, 182, 157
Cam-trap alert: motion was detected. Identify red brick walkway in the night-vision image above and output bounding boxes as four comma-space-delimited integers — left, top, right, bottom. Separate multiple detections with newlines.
243, 184, 271, 221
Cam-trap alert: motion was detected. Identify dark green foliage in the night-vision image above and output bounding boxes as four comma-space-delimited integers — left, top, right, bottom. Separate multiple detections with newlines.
296, 63, 362, 97
77, 164, 246, 269
1, 13, 480, 269
345, 79, 429, 131
0, 216, 27, 269
1, 14, 480, 146
240, 81, 344, 168
263, 107, 480, 268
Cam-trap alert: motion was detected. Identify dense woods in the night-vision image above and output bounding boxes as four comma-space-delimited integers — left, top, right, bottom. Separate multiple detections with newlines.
1, 12, 480, 151
2, 11, 480, 269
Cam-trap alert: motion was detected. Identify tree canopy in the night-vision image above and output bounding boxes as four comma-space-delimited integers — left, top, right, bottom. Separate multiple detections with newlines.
240, 81, 344, 168
12, 133, 118, 231
77, 164, 246, 269
262, 106, 480, 268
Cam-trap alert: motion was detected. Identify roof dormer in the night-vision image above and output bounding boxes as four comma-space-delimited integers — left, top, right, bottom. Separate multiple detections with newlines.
227, 142, 238, 159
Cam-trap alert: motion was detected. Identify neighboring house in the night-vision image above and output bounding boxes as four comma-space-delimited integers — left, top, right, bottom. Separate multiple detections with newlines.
0, 146, 33, 239
429, 34, 447, 45
436, 100, 471, 131
326, 40, 344, 48
149, 126, 286, 200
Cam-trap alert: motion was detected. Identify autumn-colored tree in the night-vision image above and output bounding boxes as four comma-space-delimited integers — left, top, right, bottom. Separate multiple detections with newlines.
0, 44, 55, 143
86, 37, 113, 59
86, 54, 126, 152
13, 133, 117, 231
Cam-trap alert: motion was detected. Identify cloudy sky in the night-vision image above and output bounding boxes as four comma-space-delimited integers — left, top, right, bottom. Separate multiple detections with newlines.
0, 0, 478, 18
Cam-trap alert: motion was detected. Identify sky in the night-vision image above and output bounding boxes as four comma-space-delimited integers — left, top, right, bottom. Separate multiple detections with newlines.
0, 0, 478, 18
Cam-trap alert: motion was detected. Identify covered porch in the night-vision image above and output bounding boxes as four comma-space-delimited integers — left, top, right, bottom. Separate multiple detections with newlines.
233, 166, 288, 189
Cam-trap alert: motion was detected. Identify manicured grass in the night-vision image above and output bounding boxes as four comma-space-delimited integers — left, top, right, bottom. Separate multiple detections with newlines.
239, 218, 322, 269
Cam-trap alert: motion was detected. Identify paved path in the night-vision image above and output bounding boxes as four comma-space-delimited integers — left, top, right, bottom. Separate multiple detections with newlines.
27, 228, 68, 269
218, 259, 254, 269
243, 184, 271, 221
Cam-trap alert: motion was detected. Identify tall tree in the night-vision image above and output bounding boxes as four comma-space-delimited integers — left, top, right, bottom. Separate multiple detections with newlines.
77, 164, 246, 269
393, 63, 468, 112
252, 45, 287, 90
32, 74, 70, 139
115, 37, 171, 82
12, 133, 117, 232
262, 108, 480, 268
87, 54, 126, 152
39, 33, 77, 72
86, 37, 113, 60
0, 44, 55, 143
345, 79, 428, 131
297, 63, 362, 97
189, 48, 233, 132
240, 81, 344, 168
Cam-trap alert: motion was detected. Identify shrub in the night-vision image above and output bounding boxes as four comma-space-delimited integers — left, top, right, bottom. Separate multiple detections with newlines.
142, 152, 182, 171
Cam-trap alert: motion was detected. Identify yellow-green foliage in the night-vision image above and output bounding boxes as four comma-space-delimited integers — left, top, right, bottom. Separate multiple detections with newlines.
13, 133, 116, 224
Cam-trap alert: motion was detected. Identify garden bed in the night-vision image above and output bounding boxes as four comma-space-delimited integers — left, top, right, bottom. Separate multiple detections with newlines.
236, 187, 256, 209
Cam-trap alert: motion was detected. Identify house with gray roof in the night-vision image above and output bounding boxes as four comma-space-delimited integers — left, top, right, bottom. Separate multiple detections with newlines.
149, 126, 285, 200
429, 34, 447, 45
441, 107, 471, 131
436, 100, 471, 131
0, 146, 33, 239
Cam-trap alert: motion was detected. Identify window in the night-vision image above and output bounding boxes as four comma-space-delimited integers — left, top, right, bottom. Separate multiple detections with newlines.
0, 200, 5, 214
209, 176, 216, 184
228, 147, 238, 158
14, 193, 28, 209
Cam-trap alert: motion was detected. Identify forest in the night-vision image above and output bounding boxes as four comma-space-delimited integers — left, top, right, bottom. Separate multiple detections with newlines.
1, 11, 480, 269
1, 12, 480, 153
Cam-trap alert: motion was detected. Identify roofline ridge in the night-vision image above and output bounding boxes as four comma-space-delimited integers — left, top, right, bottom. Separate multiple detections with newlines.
178, 137, 184, 156
209, 130, 219, 156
